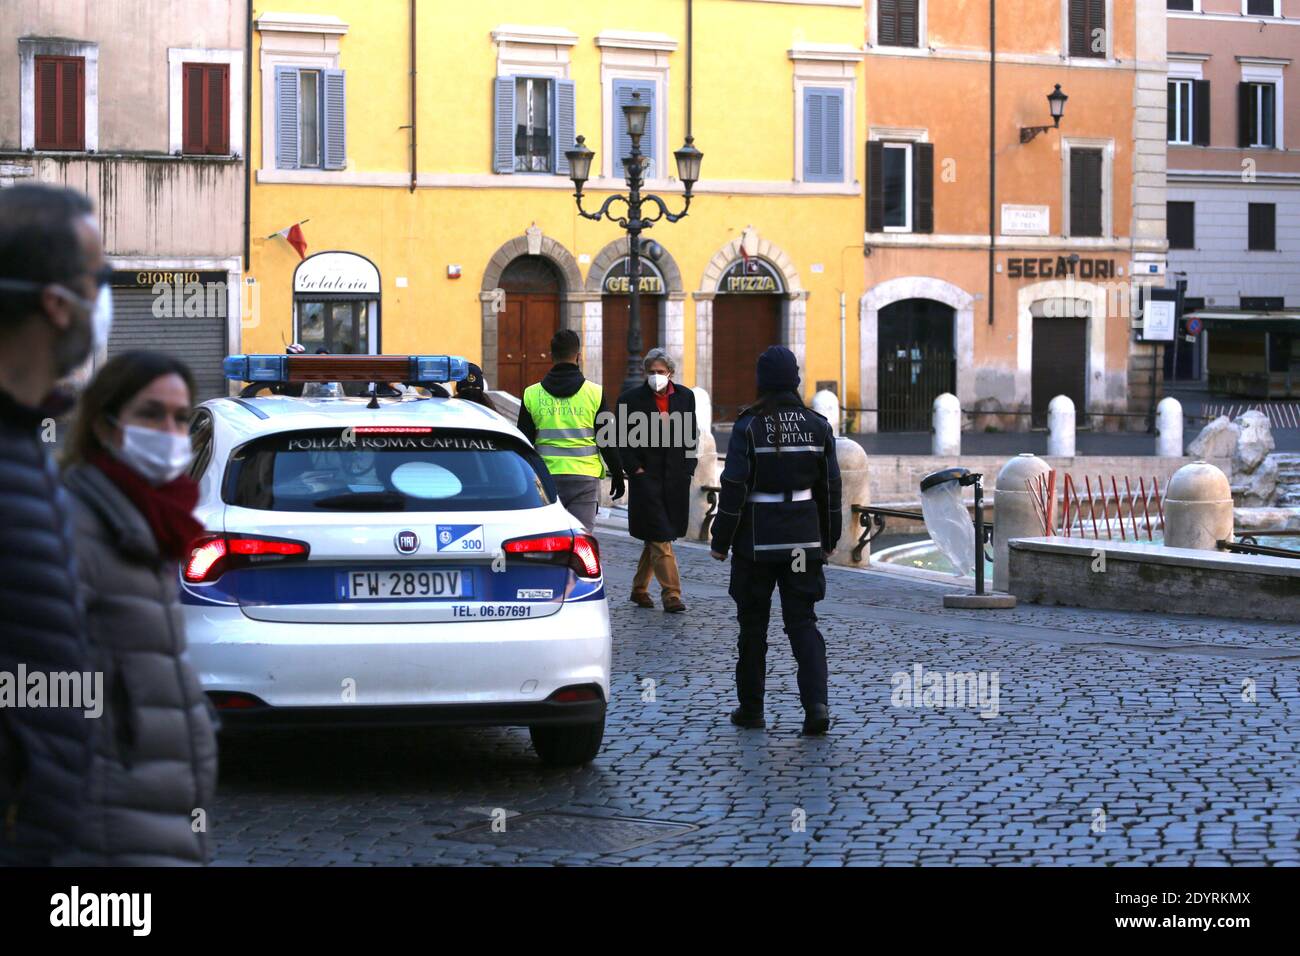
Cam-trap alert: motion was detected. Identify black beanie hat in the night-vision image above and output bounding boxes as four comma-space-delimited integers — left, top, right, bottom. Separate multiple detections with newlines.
756, 345, 800, 394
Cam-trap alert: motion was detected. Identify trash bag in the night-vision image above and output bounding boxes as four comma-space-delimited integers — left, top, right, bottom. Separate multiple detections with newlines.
920, 479, 976, 577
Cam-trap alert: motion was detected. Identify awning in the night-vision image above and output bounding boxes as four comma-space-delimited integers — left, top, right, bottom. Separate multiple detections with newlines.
1194, 309, 1300, 333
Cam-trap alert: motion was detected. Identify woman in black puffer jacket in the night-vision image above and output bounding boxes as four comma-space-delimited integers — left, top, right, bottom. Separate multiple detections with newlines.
62, 351, 217, 865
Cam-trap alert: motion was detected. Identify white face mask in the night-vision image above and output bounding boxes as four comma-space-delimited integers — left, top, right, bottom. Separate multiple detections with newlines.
111, 422, 192, 485
648, 373, 670, 393
54, 285, 113, 388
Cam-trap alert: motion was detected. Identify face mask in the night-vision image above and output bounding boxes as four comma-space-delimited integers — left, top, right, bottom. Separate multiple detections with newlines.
52, 284, 112, 379
110, 422, 193, 485
648, 373, 670, 393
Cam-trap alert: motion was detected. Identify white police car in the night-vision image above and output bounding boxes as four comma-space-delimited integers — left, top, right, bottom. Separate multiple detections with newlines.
181, 354, 611, 766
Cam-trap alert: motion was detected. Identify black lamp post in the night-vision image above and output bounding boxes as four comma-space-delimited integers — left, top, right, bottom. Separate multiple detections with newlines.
566, 92, 703, 395
1020, 84, 1069, 144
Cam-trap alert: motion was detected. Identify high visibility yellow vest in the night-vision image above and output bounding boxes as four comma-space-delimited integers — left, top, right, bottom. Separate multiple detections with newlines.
523, 379, 605, 478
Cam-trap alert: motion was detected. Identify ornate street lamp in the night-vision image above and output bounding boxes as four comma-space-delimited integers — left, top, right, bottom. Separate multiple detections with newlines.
1020, 84, 1069, 144
566, 92, 703, 395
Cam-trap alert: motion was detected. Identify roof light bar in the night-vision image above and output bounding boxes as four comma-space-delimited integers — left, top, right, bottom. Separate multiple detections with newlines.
223, 354, 469, 385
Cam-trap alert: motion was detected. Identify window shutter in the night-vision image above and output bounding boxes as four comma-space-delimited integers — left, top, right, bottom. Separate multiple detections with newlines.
35, 58, 58, 149
208, 65, 230, 154
493, 76, 515, 173
1070, 149, 1103, 237
274, 66, 300, 169
912, 142, 934, 234
321, 69, 346, 170
62, 59, 83, 149
804, 88, 825, 180
823, 88, 843, 181
1193, 80, 1211, 146
1068, 0, 1087, 57
183, 65, 203, 153
899, 0, 920, 48
867, 140, 885, 232
1087, 0, 1105, 57
1237, 82, 1252, 148
613, 79, 655, 178
878, 0, 899, 46
553, 78, 576, 176
1167, 202, 1194, 249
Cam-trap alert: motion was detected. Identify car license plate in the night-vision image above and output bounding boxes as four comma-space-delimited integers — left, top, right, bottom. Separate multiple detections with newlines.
341, 569, 469, 600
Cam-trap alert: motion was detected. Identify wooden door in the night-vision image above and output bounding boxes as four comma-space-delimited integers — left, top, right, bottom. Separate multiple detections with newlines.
601, 295, 661, 395
713, 295, 782, 421
1032, 316, 1087, 427
498, 294, 560, 397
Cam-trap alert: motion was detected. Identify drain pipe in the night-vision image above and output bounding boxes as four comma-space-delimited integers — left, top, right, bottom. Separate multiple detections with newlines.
987, 0, 997, 326
242, 0, 253, 270
686, 0, 693, 136
408, 0, 417, 192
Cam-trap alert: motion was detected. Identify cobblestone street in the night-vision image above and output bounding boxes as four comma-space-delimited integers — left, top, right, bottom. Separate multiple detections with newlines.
208, 530, 1300, 866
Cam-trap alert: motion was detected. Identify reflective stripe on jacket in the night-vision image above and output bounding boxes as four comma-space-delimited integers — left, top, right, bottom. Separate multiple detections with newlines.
523, 379, 606, 478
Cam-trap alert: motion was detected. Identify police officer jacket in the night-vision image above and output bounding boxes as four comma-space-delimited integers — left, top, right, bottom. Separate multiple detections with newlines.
710, 392, 841, 563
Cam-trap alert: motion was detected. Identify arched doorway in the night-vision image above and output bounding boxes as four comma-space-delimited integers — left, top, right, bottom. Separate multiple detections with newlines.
497, 256, 561, 397
877, 298, 956, 432
599, 257, 664, 393
712, 258, 785, 421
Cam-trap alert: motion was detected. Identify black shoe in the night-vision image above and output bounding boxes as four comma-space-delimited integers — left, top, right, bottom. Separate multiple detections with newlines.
730, 707, 766, 729
802, 704, 830, 736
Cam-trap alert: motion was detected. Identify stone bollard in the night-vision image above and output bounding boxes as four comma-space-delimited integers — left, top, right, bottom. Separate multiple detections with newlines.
932, 392, 961, 457
829, 436, 870, 566
1155, 397, 1183, 457
812, 389, 840, 437
993, 453, 1052, 592
1164, 460, 1234, 551
1046, 395, 1076, 458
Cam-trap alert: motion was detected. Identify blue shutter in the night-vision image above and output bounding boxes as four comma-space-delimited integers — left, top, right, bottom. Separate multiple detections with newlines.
804, 87, 844, 183
321, 69, 347, 170
613, 78, 656, 178
493, 76, 515, 173
274, 66, 300, 170
553, 79, 576, 176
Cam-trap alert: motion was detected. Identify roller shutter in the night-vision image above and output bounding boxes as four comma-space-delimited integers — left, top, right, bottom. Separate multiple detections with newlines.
107, 285, 228, 402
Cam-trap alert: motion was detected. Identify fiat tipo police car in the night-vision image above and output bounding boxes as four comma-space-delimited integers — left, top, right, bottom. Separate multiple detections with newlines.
181, 354, 611, 766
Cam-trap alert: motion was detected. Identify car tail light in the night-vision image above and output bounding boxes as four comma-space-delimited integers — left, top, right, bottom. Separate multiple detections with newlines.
501, 531, 602, 580
207, 691, 266, 710
184, 533, 310, 583
352, 426, 432, 435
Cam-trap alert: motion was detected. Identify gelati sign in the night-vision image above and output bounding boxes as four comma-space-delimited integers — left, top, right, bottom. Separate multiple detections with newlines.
1007, 257, 1117, 280
603, 257, 665, 295
720, 258, 784, 294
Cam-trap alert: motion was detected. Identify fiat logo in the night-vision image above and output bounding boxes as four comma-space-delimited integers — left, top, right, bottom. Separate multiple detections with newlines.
395, 531, 419, 554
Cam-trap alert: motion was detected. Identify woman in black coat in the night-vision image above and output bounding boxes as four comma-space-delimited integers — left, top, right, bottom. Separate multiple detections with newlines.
616, 348, 698, 613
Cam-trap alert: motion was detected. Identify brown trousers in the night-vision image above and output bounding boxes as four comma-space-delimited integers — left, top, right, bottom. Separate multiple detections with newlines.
631, 540, 682, 601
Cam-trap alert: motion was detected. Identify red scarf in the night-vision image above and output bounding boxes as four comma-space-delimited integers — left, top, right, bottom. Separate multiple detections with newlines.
653, 381, 675, 416
89, 451, 204, 561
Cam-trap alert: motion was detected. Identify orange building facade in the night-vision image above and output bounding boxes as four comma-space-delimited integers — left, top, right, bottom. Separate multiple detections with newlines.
857, 0, 1169, 432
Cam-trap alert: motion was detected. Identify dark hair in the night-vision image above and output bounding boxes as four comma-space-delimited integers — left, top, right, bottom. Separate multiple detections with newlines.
0, 184, 95, 325
456, 387, 498, 414
62, 350, 196, 467
550, 328, 580, 362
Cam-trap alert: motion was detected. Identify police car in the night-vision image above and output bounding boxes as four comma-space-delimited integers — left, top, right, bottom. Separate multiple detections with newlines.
181, 353, 611, 766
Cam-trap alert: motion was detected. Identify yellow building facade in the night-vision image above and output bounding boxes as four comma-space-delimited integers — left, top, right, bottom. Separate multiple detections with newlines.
245, 0, 868, 420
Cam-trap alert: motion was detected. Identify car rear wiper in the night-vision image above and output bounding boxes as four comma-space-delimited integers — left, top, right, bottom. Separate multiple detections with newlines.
313, 491, 407, 511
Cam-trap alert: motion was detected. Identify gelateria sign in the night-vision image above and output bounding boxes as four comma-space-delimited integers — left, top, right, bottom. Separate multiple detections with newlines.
1006, 257, 1118, 280
720, 258, 785, 294
293, 252, 381, 295
603, 257, 665, 295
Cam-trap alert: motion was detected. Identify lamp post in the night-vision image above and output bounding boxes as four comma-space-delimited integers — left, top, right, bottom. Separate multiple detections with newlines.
566, 92, 703, 394
1019, 84, 1069, 144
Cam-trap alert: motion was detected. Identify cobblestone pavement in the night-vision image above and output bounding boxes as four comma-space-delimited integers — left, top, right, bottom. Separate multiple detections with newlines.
211, 531, 1300, 866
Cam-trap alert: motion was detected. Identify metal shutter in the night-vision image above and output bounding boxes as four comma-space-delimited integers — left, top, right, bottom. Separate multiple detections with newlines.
107, 287, 228, 402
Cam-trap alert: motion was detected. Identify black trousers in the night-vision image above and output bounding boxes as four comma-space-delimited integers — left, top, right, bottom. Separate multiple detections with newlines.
728, 553, 828, 711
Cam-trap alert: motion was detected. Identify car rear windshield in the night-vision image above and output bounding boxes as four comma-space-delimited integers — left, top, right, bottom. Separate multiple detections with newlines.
224, 428, 554, 512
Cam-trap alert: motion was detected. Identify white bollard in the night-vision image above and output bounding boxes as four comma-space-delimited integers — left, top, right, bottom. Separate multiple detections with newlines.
932, 392, 961, 457
812, 389, 840, 438
692, 387, 713, 438
829, 436, 870, 566
1046, 395, 1076, 458
1164, 460, 1234, 551
993, 453, 1052, 592
1156, 397, 1184, 457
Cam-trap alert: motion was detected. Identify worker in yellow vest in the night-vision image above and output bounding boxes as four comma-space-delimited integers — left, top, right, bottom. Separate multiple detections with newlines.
517, 328, 623, 533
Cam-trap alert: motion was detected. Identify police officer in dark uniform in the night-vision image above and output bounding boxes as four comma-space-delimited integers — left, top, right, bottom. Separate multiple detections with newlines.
710, 346, 841, 735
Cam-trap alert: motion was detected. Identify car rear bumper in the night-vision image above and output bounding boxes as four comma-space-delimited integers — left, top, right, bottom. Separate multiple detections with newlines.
184, 599, 611, 711
213, 691, 607, 732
